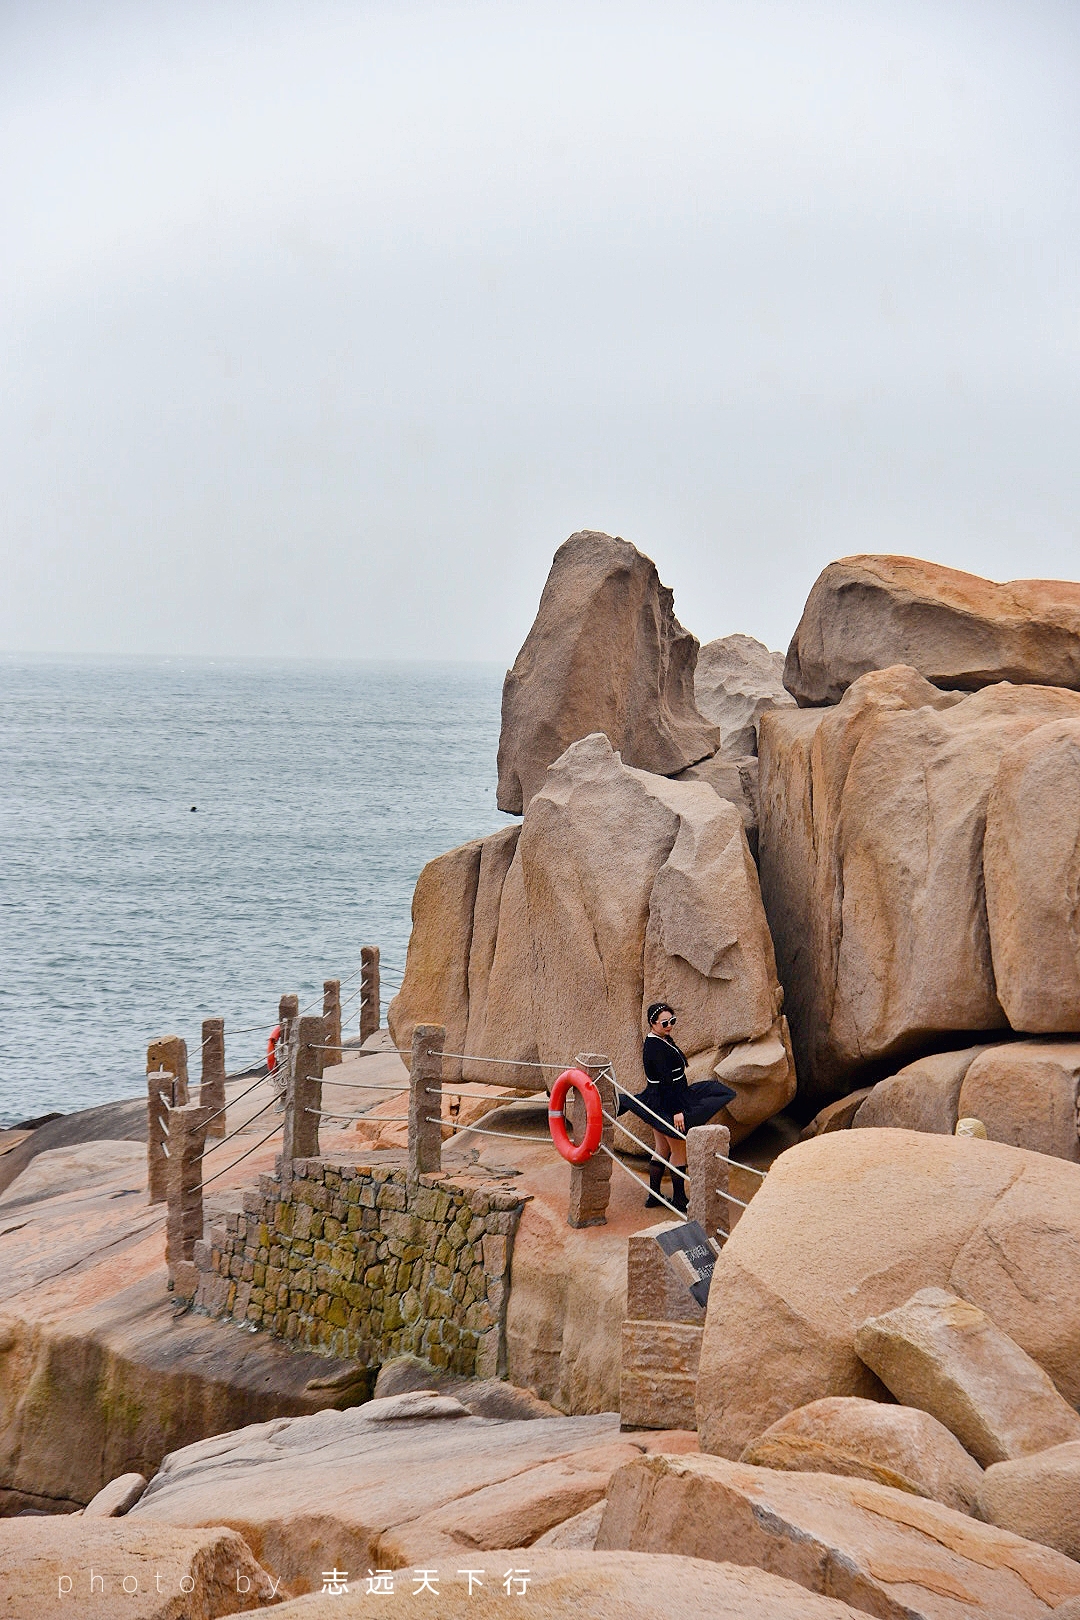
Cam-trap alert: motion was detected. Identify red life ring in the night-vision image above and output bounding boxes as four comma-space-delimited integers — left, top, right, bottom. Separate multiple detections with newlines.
548, 1069, 603, 1165
266, 1025, 282, 1074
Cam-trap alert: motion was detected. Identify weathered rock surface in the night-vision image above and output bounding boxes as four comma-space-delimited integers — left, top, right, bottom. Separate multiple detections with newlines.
82, 1469, 149, 1517
784, 554, 1080, 707
496, 532, 720, 815
0, 1517, 281, 1618
740, 1396, 984, 1514
394, 734, 795, 1138
853, 1047, 990, 1135
372, 1355, 564, 1421
385, 837, 484, 1077
669, 752, 760, 858
695, 633, 794, 755
597, 1451, 1080, 1618
800, 1088, 875, 1139
268, 1550, 871, 1618
758, 666, 1080, 1100
855, 1288, 1080, 1468
129, 1404, 653, 1593
977, 1441, 1080, 1563
957, 1041, 1080, 1162
985, 718, 1080, 1031
695, 1130, 1080, 1459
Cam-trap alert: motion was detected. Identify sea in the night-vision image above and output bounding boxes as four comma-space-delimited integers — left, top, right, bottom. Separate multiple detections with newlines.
0, 656, 512, 1127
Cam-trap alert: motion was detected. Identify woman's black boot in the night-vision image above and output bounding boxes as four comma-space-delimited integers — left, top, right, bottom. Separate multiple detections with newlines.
645, 1159, 666, 1208
670, 1165, 689, 1214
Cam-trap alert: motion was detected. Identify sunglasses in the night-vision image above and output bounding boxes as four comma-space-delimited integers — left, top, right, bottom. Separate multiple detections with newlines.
658, 1015, 676, 1029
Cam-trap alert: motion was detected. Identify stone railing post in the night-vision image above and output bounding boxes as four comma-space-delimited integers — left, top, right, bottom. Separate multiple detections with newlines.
567, 1053, 615, 1228
686, 1122, 731, 1247
282, 1014, 323, 1177
165, 1102, 212, 1298
200, 1017, 226, 1138
274, 993, 299, 1107
360, 946, 381, 1043
147, 1071, 176, 1204
147, 1036, 189, 1104
323, 980, 342, 1066
409, 1024, 444, 1180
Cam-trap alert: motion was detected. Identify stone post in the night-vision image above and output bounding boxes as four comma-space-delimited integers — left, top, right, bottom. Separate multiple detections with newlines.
323, 980, 342, 1066
274, 993, 299, 1107
360, 946, 381, 1043
408, 1024, 444, 1180
200, 1018, 226, 1138
147, 1036, 188, 1105
686, 1122, 731, 1247
147, 1071, 176, 1204
165, 1102, 212, 1299
282, 1015, 324, 1177
567, 1053, 615, 1229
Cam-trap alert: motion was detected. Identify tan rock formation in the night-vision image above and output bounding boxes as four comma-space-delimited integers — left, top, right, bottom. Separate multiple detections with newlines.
694, 633, 794, 755
82, 1469, 149, 1517
597, 1451, 1080, 1618
668, 752, 759, 858
853, 1047, 990, 1135
784, 554, 1080, 707
0, 1518, 280, 1618
695, 1130, 1080, 1459
496, 532, 720, 815
129, 1405, 649, 1592
758, 667, 1080, 1100
395, 734, 795, 1138
985, 717, 1080, 1031
976, 1441, 1080, 1563
268, 1550, 872, 1619
740, 1396, 984, 1514
854, 1288, 1080, 1468
386, 838, 483, 1079
957, 1041, 1080, 1162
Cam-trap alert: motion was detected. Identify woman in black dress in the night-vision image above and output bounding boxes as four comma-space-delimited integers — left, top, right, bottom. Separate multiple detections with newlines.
617, 1001, 737, 1211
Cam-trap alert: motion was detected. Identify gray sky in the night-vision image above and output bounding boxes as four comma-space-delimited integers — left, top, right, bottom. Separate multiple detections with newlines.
2, 1, 1077, 662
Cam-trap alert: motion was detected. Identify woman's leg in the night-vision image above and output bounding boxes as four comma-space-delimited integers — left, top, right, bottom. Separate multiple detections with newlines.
664, 1131, 689, 1211
646, 1129, 669, 1207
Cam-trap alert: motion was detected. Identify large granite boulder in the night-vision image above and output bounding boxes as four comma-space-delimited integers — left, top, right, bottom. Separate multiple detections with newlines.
984, 717, 1080, 1031
0, 1517, 280, 1617
597, 1452, 1080, 1618
977, 1441, 1080, 1563
693, 633, 794, 756
784, 554, 1080, 707
386, 837, 486, 1078
130, 1404, 650, 1592
853, 1048, 990, 1135
694, 1130, 1080, 1459
956, 1041, 1080, 1163
740, 1395, 983, 1514
392, 734, 795, 1138
268, 1550, 872, 1618
758, 666, 1080, 1102
496, 533, 719, 815
855, 1289, 1080, 1468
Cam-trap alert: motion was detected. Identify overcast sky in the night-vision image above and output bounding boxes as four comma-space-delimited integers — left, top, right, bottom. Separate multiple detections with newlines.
2, 1, 1077, 662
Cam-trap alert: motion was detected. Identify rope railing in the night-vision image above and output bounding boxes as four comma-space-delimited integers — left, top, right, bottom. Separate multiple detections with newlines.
426, 1115, 548, 1147
202, 1120, 283, 1189
202, 1091, 282, 1155
596, 1140, 693, 1226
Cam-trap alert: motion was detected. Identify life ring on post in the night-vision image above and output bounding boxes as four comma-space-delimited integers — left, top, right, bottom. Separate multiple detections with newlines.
266, 1025, 282, 1074
548, 1068, 603, 1165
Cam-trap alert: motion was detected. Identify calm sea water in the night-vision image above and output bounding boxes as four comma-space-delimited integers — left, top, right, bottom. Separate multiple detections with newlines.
0, 657, 511, 1126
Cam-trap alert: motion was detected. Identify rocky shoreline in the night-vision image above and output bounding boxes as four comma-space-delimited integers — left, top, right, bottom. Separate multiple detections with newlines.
4, 533, 1080, 1618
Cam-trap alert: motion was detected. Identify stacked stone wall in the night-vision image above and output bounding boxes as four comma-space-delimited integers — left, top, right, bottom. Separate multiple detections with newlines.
192, 1160, 524, 1379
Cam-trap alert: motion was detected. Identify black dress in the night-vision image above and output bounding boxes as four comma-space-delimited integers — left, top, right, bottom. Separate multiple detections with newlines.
617, 1033, 736, 1133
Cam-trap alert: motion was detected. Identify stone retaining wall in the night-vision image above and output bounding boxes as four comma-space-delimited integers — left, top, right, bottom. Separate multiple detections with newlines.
192, 1160, 526, 1379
